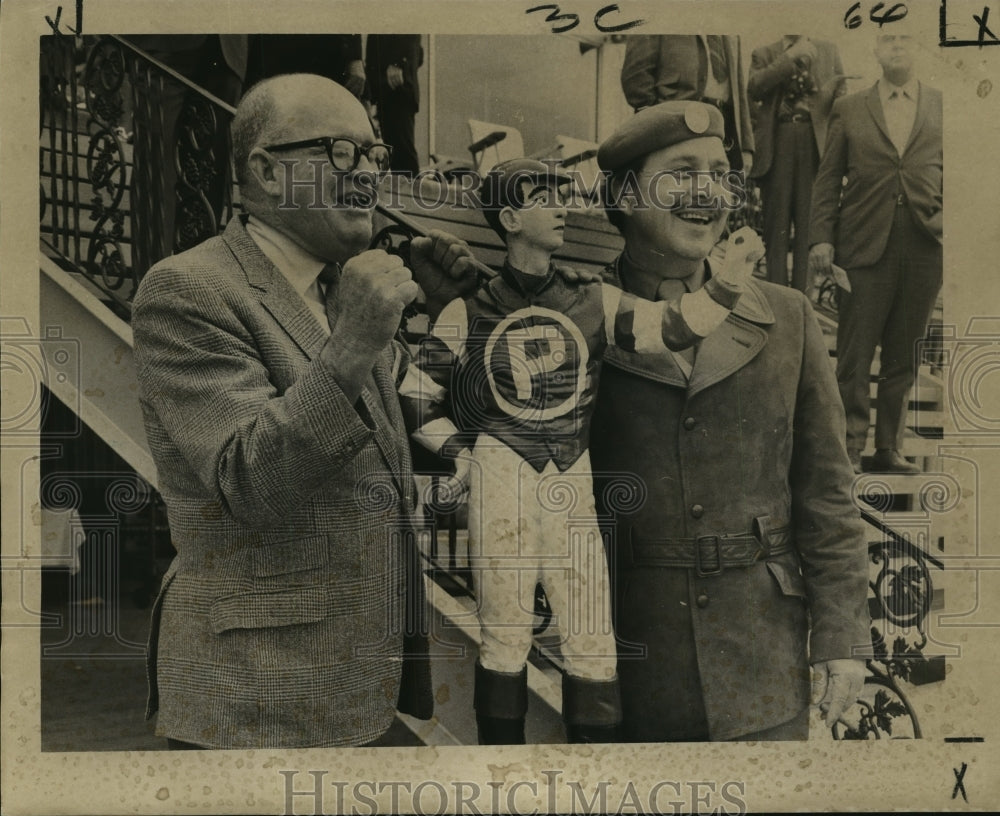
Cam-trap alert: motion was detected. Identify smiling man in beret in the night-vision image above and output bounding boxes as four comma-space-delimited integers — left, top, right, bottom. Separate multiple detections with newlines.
588, 100, 871, 741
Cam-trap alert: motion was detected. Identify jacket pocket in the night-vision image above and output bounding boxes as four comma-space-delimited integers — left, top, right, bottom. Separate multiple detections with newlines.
766, 555, 808, 599
251, 535, 328, 577
210, 586, 327, 633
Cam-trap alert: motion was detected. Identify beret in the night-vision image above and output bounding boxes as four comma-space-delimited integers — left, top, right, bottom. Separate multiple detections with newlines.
479, 158, 572, 234
597, 101, 725, 172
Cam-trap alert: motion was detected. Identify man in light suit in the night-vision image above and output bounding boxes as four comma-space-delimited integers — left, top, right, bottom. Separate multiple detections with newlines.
809, 33, 942, 474
132, 73, 476, 748
620, 34, 755, 174
748, 36, 846, 292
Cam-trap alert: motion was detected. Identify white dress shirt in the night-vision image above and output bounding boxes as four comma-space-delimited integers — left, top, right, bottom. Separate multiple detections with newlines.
245, 216, 329, 331
878, 76, 919, 156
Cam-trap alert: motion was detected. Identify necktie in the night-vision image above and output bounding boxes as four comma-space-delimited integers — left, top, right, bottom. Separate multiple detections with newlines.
318, 262, 341, 332
656, 278, 696, 367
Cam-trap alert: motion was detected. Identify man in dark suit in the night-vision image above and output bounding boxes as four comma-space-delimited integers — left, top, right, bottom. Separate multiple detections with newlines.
590, 101, 869, 741
246, 35, 366, 98
365, 35, 424, 174
620, 35, 755, 173
809, 33, 942, 474
132, 74, 476, 748
748, 36, 846, 292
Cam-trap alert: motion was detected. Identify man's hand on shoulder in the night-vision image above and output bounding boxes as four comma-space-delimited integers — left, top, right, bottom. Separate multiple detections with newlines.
554, 264, 603, 285
410, 230, 485, 320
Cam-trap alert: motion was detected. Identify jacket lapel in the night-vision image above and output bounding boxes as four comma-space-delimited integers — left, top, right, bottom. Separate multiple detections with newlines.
222, 218, 327, 360
687, 279, 773, 398
902, 81, 927, 156
864, 83, 896, 152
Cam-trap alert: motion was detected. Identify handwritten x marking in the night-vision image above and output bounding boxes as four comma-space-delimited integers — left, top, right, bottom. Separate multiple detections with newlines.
952, 762, 968, 803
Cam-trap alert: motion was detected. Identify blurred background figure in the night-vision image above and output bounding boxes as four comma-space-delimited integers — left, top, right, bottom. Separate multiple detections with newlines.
809, 32, 942, 475
246, 34, 366, 98
620, 34, 754, 173
366, 35, 424, 175
749, 35, 846, 294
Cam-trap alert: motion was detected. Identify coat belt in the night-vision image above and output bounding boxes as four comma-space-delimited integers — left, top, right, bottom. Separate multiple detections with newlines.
628, 521, 793, 576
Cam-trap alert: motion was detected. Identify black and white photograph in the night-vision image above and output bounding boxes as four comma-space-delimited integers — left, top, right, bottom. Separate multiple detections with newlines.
3, 0, 1000, 812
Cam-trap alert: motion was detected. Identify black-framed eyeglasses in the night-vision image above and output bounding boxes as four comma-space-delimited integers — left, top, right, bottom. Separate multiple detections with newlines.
263, 137, 393, 172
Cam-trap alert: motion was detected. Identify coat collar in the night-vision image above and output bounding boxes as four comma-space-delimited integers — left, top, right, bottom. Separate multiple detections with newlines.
865, 79, 926, 156
603, 255, 773, 393
222, 216, 328, 361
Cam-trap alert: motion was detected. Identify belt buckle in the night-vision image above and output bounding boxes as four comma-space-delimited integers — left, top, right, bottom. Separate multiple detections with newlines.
695, 535, 723, 577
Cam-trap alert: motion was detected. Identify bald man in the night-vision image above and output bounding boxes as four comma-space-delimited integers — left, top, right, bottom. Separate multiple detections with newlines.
132, 74, 476, 749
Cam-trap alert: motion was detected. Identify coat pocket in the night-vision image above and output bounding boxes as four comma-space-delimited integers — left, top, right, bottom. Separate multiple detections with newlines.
766, 554, 808, 599
209, 586, 327, 633
251, 535, 328, 577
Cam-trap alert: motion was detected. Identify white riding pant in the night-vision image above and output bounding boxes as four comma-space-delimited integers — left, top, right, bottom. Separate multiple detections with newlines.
466, 435, 617, 681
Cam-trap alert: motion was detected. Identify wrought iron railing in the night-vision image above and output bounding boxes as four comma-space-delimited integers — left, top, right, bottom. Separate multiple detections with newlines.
40, 34, 237, 314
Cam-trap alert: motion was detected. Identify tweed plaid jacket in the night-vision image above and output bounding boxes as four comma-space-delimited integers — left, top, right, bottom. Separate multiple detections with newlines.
132, 216, 432, 749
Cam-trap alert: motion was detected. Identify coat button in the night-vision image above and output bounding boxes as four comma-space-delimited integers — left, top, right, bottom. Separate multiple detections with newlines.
691, 504, 704, 519
683, 416, 696, 430
696, 592, 710, 608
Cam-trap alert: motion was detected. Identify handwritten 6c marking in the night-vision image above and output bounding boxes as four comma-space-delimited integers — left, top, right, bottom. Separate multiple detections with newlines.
526, 3, 646, 34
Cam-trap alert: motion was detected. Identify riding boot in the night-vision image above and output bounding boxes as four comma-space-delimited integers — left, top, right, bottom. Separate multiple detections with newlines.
474, 660, 528, 745
562, 672, 623, 743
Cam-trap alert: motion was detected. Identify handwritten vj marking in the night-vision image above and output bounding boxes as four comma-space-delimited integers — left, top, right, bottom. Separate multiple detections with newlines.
45, 0, 84, 36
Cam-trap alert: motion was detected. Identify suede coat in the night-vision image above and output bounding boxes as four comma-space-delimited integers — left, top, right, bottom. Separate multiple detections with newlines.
590, 268, 870, 740
133, 217, 432, 749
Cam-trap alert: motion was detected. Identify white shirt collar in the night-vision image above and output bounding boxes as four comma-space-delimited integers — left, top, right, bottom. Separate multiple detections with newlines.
878, 76, 919, 105
245, 216, 326, 299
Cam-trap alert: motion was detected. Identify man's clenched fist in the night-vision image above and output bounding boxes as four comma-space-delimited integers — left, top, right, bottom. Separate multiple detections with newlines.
330, 249, 419, 355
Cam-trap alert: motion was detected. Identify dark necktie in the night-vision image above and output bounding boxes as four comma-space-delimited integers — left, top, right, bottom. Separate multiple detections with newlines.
707, 35, 728, 83
655, 278, 696, 366
318, 262, 341, 332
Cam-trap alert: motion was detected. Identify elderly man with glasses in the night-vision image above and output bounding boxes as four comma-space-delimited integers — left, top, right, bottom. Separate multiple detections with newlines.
132, 73, 476, 749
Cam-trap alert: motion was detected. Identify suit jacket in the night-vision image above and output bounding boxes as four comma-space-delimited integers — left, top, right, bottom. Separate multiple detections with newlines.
747, 38, 845, 179
809, 81, 943, 269
365, 34, 423, 111
620, 35, 755, 156
132, 217, 432, 749
590, 270, 870, 740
